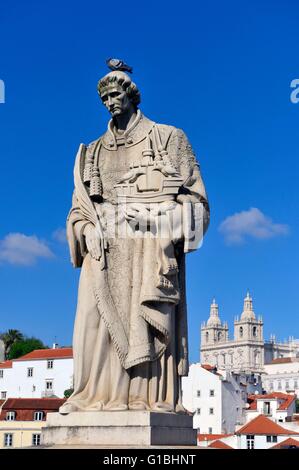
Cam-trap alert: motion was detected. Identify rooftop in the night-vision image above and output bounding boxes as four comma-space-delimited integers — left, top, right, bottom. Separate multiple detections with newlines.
236, 414, 299, 436
267, 357, 299, 365
0, 360, 13, 369
247, 392, 296, 411
14, 348, 73, 361
271, 438, 299, 449
2, 398, 66, 410
208, 440, 234, 449
198, 433, 233, 442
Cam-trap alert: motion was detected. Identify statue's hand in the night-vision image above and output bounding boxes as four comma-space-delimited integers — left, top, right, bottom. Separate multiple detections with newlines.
124, 204, 155, 229
83, 224, 106, 260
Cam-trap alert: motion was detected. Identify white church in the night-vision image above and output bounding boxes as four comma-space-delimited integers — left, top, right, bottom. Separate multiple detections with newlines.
200, 293, 299, 373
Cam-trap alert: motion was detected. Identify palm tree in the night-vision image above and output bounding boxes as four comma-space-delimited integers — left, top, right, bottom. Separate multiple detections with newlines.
0, 329, 24, 359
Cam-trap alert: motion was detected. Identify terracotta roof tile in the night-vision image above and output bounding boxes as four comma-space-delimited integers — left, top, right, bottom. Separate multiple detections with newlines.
237, 414, 299, 436
0, 360, 13, 369
208, 440, 234, 449
14, 348, 73, 361
271, 438, 299, 449
247, 393, 296, 411
198, 433, 233, 442
268, 358, 298, 364
2, 398, 66, 410
201, 364, 216, 371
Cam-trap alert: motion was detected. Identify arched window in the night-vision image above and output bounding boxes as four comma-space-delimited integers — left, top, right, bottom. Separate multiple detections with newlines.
253, 326, 257, 337
205, 332, 209, 343
239, 327, 243, 338
217, 331, 222, 341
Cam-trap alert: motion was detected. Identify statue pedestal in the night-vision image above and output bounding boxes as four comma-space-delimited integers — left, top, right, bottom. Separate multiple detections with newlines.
41, 411, 196, 447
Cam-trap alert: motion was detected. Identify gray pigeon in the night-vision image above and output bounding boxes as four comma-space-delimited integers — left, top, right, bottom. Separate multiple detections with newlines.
106, 58, 133, 73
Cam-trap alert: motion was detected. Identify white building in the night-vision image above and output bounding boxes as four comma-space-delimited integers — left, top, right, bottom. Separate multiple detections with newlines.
182, 363, 248, 434
197, 415, 299, 449
200, 293, 299, 374
245, 392, 297, 424
262, 358, 299, 395
235, 414, 299, 449
0, 347, 73, 399
201, 294, 264, 373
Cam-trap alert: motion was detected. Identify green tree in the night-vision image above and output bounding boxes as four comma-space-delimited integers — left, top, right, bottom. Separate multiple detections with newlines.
0, 329, 24, 359
64, 388, 74, 398
8, 337, 48, 360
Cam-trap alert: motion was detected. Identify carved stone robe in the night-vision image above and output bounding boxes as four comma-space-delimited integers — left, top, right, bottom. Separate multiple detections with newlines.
64, 110, 209, 412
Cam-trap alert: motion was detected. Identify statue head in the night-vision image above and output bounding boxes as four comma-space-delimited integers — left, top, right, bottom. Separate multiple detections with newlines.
97, 71, 141, 118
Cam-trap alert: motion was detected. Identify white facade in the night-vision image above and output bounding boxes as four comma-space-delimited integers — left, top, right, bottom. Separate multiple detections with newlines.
182, 363, 247, 434
264, 338, 299, 363
245, 395, 296, 424
201, 294, 299, 375
262, 359, 299, 395
0, 349, 73, 399
201, 294, 264, 374
237, 433, 299, 450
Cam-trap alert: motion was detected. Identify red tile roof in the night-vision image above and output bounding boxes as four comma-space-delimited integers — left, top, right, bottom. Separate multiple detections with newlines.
14, 348, 73, 361
201, 364, 216, 371
0, 360, 13, 369
208, 440, 234, 449
2, 398, 66, 410
237, 414, 299, 436
268, 358, 299, 364
271, 438, 299, 449
247, 392, 296, 411
198, 433, 233, 442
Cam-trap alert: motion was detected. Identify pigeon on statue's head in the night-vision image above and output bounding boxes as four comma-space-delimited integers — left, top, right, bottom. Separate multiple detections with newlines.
106, 58, 133, 73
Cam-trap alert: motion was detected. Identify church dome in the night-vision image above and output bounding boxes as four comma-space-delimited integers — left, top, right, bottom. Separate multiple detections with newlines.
207, 299, 222, 326
240, 292, 256, 320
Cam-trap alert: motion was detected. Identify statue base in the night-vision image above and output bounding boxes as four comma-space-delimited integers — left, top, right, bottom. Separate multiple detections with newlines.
41, 411, 196, 447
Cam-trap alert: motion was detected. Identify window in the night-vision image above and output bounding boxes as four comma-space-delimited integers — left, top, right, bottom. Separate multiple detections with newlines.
209, 408, 214, 415
27, 368, 33, 377
6, 411, 15, 421
246, 435, 255, 449
269, 382, 274, 390
196, 408, 201, 414
267, 436, 277, 443
34, 411, 44, 421
285, 381, 289, 389
0, 370, 3, 378
4, 433, 13, 447
208, 427, 213, 434
46, 380, 53, 390
277, 381, 282, 390
1, 391, 7, 399
239, 327, 243, 338
47, 360, 54, 369
196, 390, 201, 397
209, 390, 215, 397
294, 380, 298, 389
253, 326, 257, 337
32, 434, 41, 446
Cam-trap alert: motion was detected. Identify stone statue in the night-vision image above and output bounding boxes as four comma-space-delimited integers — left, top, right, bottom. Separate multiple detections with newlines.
59, 61, 209, 415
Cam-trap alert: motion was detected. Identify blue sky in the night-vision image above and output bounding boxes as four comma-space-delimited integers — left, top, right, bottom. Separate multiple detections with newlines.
0, 0, 298, 363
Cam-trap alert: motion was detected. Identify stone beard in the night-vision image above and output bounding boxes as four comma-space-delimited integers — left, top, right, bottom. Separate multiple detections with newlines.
60, 72, 209, 414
